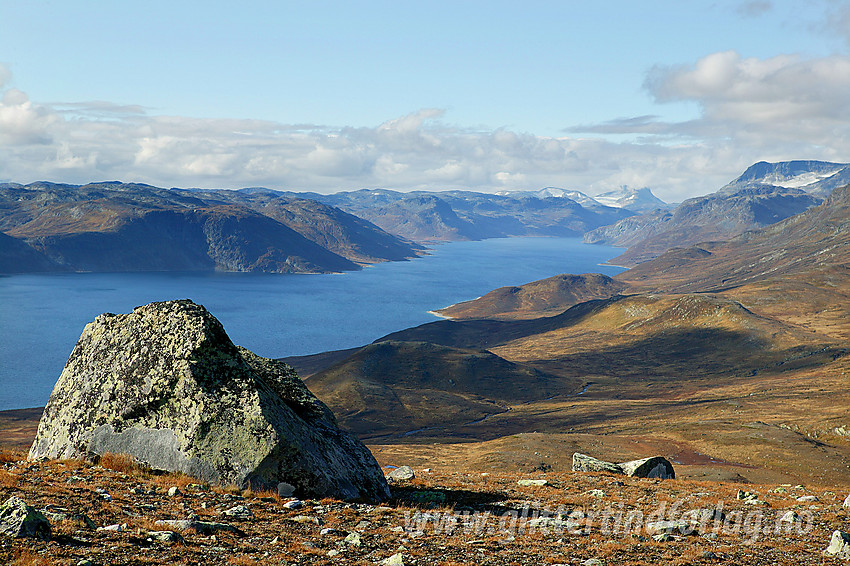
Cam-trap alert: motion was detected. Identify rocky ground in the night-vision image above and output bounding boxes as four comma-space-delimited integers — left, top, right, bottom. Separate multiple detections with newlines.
2, 448, 850, 566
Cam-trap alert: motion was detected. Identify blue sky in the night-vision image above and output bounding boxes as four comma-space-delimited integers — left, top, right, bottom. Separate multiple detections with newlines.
1, 1, 849, 201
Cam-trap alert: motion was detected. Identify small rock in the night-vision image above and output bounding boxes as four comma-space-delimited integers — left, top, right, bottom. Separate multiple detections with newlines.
320, 527, 337, 536
796, 495, 819, 503
646, 520, 695, 536
736, 490, 758, 501
517, 479, 548, 487
652, 533, 673, 542
387, 466, 415, 482
345, 532, 362, 546
77, 560, 95, 566
223, 504, 254, 520
0, 496, 51, 540
147, 530, 183, 542
271, 536, 279, 544
283, 499, 303, 510
682, 508, 725, 524
779, 510, 801, 523
702, 551, 719, 559
291, 515, 322, 525
585, 489, 606, 498
97, 523, 123, 532
328, 549, 341, 557
581, 560, 604, 566
380, 553, 405, 566
355, 519, 371, 530
843, 493, 850, 509
571, 453, 623, 475
824, 530, 850, 559
167, 486, 180, 497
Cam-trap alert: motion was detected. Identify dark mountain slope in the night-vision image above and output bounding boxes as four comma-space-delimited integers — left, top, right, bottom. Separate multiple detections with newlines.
0, 183, 419, 273
303, 340, 579, 438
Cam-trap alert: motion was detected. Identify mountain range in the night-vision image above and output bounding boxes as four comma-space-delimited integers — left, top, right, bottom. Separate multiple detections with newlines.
282, 188, 639, 242
583, 160, 847, 266
0, 182, 421, 274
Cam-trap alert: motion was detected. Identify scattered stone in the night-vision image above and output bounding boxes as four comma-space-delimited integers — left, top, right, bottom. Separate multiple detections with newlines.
646, 520, 696, 536
77, 560, 95, 566
581, 560, 604, 566
797, 495, 819, 503
283, 499, 303, 510
320, 527, 337, 536
167, 486, 180, 497
345, 532, 362, 546
97, 523, 123, 532
517, 479, 548, 487
0, 496, 51, 540
736, 490, 758, 501
526, 517, 576, 531
824, 530, 850, 559
585, 489, 606, 498
779, 510, 801, 523
844, 493, 850, 509
291, 515, 322, 525
652, 533, 673, 542
682, 508, 725, 524
387, 466, 415, 482
380, 553, 405, 566
223, 504, 254, 520
29, 300, 390, 501
702, 551, 719, 559
147, 530, 183, 543
328, 549, 341, 557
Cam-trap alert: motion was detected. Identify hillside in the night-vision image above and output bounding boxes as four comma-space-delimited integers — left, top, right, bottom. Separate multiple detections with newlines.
0, 183, 420, 274
435, 273, 630, 320
585, 184, 822, 266
303, 340, 579, 439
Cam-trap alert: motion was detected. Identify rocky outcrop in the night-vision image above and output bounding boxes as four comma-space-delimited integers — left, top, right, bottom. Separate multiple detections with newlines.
824, 530, 850, 559
0, 496, 51, 539
572, 453, 675, 479
29, 300, 390, 501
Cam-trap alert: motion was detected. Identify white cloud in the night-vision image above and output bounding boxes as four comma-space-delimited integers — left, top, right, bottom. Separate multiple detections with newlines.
2, 50, 848, 204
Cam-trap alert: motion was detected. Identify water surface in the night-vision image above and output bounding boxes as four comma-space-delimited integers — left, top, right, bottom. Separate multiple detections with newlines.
0, 237, 624, 411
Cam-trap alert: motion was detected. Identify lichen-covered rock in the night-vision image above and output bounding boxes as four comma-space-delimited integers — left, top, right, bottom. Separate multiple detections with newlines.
29, 300, 389, 501
571, 453, 675, 480
824, 530, 850, 559
0, 496, 51, 539
619, 456, 675, 479
571, 453, 624, 475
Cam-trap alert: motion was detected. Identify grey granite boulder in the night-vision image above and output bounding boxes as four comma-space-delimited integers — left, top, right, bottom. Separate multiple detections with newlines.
572, 453, 624, 475
29, 299, 389, 501
0, 496, 51, 539
572, 453, 675, 479
619, 456, 675, 479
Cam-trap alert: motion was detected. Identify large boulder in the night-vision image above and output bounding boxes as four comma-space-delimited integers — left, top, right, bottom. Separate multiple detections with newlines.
571, 453, 624, 475
572, 453, 675, 479
619, 456, 675, 479
29, 300, 389, 501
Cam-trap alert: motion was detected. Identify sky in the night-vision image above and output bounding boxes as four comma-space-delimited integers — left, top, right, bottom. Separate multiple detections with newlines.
1, 0, 850, 202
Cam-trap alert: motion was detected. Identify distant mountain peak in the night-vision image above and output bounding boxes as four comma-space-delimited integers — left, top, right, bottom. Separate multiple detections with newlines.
592, 186, 669, 212
724, 160, 850, 196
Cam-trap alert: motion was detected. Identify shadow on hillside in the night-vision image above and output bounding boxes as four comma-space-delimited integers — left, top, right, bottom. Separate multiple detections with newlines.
522, 327, 844, 379
389, 484, 511, 513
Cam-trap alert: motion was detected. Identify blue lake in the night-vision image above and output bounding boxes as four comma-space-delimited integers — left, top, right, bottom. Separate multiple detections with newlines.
0, 237, 624, 411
